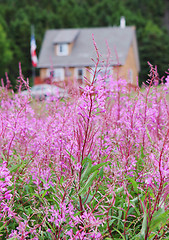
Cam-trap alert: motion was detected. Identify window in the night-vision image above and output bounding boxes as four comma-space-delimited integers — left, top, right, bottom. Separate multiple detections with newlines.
57, 44, 68, 56
47, 68, 64, 81
65, 67, 72, 77
128, 69, 133, 83
77, 69, 83, 79
76, 68, 85, 85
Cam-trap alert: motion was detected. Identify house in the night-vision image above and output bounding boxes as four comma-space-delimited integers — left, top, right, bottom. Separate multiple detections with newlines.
37, 25, 140, 88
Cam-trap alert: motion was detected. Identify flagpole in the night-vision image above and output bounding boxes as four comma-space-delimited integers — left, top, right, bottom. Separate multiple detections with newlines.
31, 25, 35, 85
32, 64, 35, 86
31, 25, 37, 86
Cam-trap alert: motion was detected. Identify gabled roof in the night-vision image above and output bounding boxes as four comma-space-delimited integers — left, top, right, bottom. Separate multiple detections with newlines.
38, 26, 140, 71
53, 29, 79, 44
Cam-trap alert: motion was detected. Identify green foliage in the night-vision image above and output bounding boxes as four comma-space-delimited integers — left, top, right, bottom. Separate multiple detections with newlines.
1, 144, 169, 238
139, 20, 169, 85
0, 0, 169, 87
0, 24, 12, 78
79, 157, 106, 195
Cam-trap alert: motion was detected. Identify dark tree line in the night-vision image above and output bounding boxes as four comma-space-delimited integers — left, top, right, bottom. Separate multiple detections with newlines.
0, 0, 169, 87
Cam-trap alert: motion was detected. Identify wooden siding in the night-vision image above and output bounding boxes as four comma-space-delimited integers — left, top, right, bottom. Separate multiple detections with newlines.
85, 67, 91, 82
116, 43, 138, 85
40, 68, 47, 79
68, 42, 74, 55
39, 42, 139, 88
65, 67, 74, 83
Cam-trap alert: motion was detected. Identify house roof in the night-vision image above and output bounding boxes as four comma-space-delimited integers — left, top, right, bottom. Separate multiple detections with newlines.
53, 29, 79, 44
38, 26, 140, 71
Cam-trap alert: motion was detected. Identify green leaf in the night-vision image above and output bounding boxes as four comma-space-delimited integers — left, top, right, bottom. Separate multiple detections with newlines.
79, 170, 98, 195
41, 189, 48, 198
81, 161, 106, 184
115, 186, 124, 193
148, 232, 157, 240
82, 193, 94, 204
89, 162, 107, 175
99, 166, 104, 179
82, 155, 91, 166
149, 209, 169, 232
0, 222, 7, 233
31, 193, 44, 203
140, 145, 145, 159
145, 126, 153, 144
73, 211, 82, 217
136, 146, 145, 172
9, 162, 22, 172
113, 227, 126, 240
130, 200, 140, 216
117, 206, 123, 229
105, 238, 122, 240
6, 237, 18, 240
127, 177, 138, 194
60, 175, 64, 184
80, 158, 92, 183
44, 220, 55, 233
1, 152, 6, 162
140, 201, 147, 238
130, 233, 144, 240
69, 187, 75, 197
66, 150, 76, 162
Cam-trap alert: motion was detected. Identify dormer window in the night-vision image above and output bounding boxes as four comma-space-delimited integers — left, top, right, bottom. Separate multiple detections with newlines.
53, 29, 79, 56
57, 43, 68, 56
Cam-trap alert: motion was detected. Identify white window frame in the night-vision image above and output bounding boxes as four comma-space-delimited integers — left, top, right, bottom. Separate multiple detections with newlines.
57, 44, 68, 56
47, 68, 64, 81
76, 68, 85, 85
128, 69, 133, 83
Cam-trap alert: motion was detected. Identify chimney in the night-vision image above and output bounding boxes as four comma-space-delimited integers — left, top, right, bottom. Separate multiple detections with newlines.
120, 16, 126, 28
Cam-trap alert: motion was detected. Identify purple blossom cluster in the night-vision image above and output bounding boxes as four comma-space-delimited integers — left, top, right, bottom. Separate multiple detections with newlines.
0, 60, 169, 238
0, 160, 12, 220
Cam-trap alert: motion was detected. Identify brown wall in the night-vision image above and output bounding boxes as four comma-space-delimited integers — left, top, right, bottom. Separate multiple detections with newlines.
39, 67, 75, 85
65, 67, 74, 83
114, 44, 138, 85
85, 67, 91, 82
39, 43, 139, 87
40, 66, 115, 85
40, 68, 47, 79
68, 42, 74, 55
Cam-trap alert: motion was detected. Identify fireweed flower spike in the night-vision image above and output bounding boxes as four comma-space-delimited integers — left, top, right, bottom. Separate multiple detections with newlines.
0, 50, 169, 239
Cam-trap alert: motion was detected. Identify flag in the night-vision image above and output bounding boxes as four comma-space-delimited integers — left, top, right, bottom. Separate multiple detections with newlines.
30, 33, 38, 67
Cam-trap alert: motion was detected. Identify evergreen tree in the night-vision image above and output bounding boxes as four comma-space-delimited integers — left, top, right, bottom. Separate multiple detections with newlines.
0, 0, 168, 88
139, 20, 169, 84
0, 24, 13, 81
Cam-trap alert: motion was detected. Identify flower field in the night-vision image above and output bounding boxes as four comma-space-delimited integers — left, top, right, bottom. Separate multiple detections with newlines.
0, 60, 169, 239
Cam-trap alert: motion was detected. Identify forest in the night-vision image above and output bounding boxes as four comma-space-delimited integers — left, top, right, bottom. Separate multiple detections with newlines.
0, 0, 169, 87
